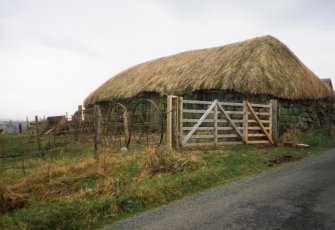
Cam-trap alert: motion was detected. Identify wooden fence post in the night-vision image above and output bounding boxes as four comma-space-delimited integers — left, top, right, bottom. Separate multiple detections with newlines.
78, 105, 83, 122
167, 96, 179, 149
243, 101, 248, 144
94, 105, 102, 160
167, 96, 172, 149
270, 99, 278, 144
178, 97, 183, 148
214, 103, 218, 146
26, 116, 29, 129
123, 110, 129, 146
35, 115, 43, 158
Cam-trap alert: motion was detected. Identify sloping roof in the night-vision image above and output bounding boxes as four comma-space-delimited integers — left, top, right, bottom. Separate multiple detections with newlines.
85, 35, 333, 106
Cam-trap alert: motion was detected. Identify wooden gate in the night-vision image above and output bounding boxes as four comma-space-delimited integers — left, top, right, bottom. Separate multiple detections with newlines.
167, 96, 277, 148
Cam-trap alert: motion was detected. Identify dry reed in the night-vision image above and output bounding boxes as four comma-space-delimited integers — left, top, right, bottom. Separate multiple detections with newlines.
278, 128, 302, 146
140, 147, 206, 179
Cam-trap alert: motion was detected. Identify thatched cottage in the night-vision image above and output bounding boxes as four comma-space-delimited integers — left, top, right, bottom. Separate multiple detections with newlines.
84, 35, 334, 133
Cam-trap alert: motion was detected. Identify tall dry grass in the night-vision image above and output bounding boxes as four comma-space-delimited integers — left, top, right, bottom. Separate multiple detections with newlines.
140, 147, 206, 179
278, 128, 302, 146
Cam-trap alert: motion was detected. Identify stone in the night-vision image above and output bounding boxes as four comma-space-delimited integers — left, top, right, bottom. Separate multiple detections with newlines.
120, 147, 128, 152
306, 106, 314, 113
223, 93, 234, 100
301, 112, 309, 118
280, 107, 289, 115
293, 108, 299, 115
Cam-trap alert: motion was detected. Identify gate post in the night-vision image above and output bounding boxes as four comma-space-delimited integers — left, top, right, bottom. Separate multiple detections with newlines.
243, 101, 248, 144
178, 97, 183, 148
270, 99, 278, 144
167, 95, 179, 149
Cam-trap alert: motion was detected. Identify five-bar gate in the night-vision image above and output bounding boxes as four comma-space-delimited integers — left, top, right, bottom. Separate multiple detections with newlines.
167, 96, 277, 148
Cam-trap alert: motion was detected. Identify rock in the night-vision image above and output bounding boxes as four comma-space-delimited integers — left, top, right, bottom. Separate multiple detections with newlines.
296, 143, 310, 148
293, 108, 299, 115
280, 107, 289, 115
120, 147, 128, 152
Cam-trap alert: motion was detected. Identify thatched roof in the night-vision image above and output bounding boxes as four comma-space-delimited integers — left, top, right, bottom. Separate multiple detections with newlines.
85, 35, 333, 106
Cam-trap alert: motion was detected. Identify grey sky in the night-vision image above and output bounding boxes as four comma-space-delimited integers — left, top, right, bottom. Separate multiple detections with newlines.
0, 0, 334, 120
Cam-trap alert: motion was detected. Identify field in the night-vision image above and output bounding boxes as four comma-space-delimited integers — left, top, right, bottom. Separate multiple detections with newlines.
0, 130, 334, 229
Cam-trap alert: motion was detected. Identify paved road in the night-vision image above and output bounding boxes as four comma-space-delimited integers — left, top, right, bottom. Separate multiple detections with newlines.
104, 151, 335, 230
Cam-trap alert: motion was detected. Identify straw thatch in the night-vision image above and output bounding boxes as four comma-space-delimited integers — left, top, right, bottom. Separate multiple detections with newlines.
85, 35, 333, 106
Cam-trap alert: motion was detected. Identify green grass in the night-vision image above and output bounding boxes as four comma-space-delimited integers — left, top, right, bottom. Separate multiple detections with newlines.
0, 130, 334, 230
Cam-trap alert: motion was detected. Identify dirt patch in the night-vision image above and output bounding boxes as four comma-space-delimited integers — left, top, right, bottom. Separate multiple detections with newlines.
267, 155, 302, 167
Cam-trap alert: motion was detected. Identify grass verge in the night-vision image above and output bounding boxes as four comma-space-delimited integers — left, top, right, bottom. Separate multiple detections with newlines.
0, 130, 334, 229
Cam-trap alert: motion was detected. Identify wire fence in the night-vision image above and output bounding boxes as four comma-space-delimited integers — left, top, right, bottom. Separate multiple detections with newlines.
0, 100, 167, 159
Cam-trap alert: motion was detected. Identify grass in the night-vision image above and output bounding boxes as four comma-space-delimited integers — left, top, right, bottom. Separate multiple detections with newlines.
0, 130, 334, 229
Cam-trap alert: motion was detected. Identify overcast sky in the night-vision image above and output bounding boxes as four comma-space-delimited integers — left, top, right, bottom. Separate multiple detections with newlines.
0, 0, 334, 120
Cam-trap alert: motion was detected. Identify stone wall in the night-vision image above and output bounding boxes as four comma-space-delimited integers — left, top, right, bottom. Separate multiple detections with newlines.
92, 90, 335, 136
278, 98, 335, 134
187, 90, 335, 134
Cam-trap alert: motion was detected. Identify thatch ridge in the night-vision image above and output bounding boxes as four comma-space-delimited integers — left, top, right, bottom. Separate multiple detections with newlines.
85, 35, 333, 106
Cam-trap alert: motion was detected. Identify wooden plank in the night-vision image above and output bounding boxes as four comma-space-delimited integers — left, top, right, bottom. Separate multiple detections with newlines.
248, 112, 270, 116
184, 141, 243, 147
182, 99, 213, 104
248, 119, 270, 123
248, 126, 270, 130
243, 101, 248, 144
183, 119, 243, 123
183, 118, 212, 122
250, 103, 271, 108
217, 134, 239, 138
248, 133, 266, 137
184, 118, 214, 123
218, 127, 244, 131
246, 101, 273, 144
181, 100, 217, 145
183, 100, 244, 107
183, 127, 214, 131
225, 111, 244, 115
184, 110, 244, 115
217, 103, 245, 142
43, 128, 54, 135
191, 135, 214, 139
247, 140, 271, 144
183, 109, 214, 114
183, 126, 245, 131
214, 104, 218, 145
219, 102, 244, 106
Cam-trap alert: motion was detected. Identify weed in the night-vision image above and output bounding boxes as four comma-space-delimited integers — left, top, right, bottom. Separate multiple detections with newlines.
140, 147, 205, 179
278, 128, 301, 146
